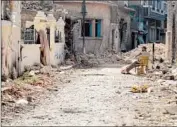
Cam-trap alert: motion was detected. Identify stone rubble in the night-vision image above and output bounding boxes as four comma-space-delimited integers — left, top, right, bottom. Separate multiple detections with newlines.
122, 43, 177, 121
123, 43, 166, 61
74, 51, 127, 68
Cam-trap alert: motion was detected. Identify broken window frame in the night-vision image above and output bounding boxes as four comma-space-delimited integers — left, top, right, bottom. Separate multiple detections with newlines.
95, 19, 102, 37
23, 25, 36, 44
81, 19, 92, 37
81, 19, 102, 38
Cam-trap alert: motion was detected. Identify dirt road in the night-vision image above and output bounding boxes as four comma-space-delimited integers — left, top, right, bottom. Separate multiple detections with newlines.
2, 64, 177, 126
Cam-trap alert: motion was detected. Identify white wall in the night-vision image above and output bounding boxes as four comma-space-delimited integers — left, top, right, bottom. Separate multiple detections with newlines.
21, 44, 41, 67
54, 43, 65, 65
21, 43, 65, 69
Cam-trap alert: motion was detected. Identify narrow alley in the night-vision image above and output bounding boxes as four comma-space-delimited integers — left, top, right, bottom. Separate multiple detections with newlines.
2, 63, 177, 126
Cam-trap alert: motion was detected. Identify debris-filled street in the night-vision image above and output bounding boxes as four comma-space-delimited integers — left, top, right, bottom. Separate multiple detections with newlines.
2, 60, 177, 126
1, 1, 177, 126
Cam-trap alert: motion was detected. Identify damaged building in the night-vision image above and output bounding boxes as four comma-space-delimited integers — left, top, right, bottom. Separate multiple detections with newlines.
21, 1, 67, 68
1, 1, 68, 80
127, 0, 167, 46
54, 1, 135, 54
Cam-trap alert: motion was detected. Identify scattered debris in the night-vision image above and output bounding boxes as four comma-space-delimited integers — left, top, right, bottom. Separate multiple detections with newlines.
15, 99, 29, 106
74, 52, 123, 68
131, 85, 149, 93
40, 66, 52, 74
29, 71, 35, 77
123, 43, 165, 62
147, 87, 153, 93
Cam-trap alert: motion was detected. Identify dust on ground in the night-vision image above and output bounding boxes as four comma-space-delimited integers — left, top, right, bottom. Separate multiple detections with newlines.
2, 63, 177, 126
1, 43, 177, 126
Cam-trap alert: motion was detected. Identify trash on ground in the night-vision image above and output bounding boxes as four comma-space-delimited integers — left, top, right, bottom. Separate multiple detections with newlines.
131, 85, 149, 93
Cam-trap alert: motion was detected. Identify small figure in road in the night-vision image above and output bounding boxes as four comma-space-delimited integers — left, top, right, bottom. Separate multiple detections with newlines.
121, 46, 150, 74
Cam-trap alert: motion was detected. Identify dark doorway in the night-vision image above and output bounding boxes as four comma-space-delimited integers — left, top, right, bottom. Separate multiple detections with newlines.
65, 18, 72, 52
131, 32, 135, 49
112, 29, 115, 50
46, 28, 50, 48
143, 34, 146, 44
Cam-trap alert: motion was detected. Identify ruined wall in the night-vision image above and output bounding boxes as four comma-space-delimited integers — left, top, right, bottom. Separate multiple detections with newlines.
57, 2, 111, 54
54, 43, 65, 65
109, 23, 119, 53
21, 11, 65, 67
109, 6, 120, 53
1, 21, 13, 76
1, 1, 22, 78
117, 8, 132, 51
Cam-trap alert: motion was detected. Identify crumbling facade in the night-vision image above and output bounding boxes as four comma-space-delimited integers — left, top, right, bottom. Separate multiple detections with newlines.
54, 1, 134, 55
55, 1, 112, 55
115, 1, 135, 52
20, 1, 66, 69
1, 1, 67, 80
1, 1, 22, 79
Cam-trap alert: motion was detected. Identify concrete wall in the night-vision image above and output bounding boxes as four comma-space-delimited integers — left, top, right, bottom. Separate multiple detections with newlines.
117, 8, 132, 51
21, 44, 41, 68
21, 43, 65, 68
21, 10, 65, 69
1, 20, 13, 75
57, 2, 111, 54
109, 23, 120, 53
54, 43, 65, 65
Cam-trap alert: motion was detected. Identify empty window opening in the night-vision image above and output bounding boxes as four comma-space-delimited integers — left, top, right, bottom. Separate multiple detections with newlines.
95, 19, 101, 37
82, 20, 92, 37
23, 25, 36, 44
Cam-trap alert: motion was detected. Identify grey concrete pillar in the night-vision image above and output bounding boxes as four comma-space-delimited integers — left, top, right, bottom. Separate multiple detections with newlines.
166, 1, 173, 63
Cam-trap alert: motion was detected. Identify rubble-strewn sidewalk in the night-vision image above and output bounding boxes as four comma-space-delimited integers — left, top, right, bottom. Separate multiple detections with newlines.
1, 64, 75, 120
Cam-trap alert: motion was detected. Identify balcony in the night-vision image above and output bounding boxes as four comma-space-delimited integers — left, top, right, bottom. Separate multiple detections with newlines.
143, 7, 166, 21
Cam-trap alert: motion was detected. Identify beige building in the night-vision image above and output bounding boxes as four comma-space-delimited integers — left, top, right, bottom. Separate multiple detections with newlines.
54, 1, 134, 54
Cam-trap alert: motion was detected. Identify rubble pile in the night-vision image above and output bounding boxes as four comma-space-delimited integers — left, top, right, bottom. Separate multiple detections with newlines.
2, 60, 76, 107
1, 62, 75, 119
122, 43, 176, 98
74, 53, 100, 68
1, 64, 57, 109
2, 71, 54, 102
123, 43, 166, 61
22, 1, 53, 11
75, 51, 125, 68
